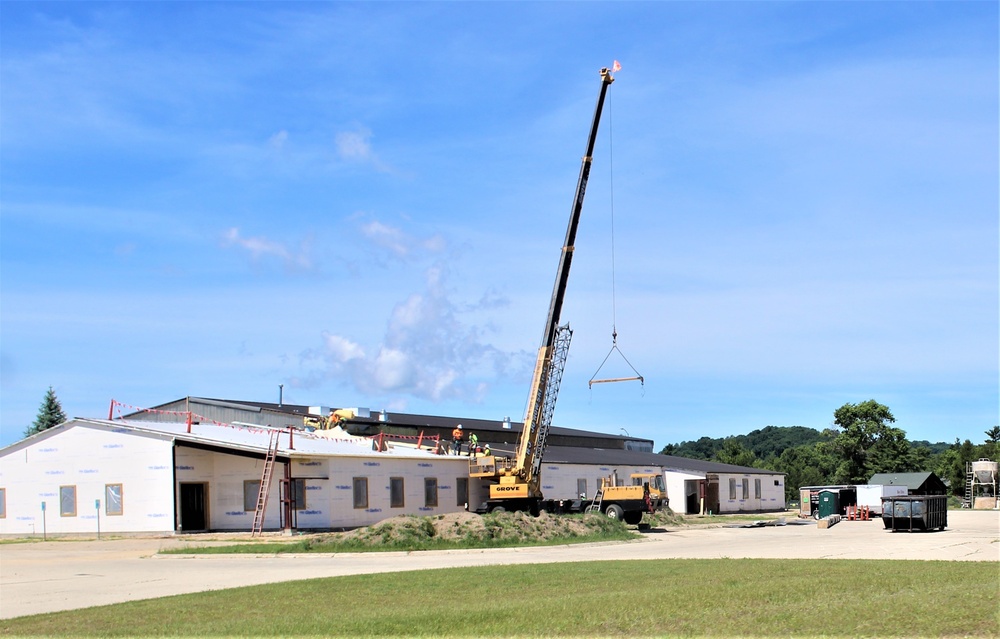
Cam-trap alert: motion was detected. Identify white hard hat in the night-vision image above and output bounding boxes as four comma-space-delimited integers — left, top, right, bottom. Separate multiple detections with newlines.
457, 424, 463, 429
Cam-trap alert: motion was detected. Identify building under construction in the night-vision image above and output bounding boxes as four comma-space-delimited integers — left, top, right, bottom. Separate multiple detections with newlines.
0, 396, 786, 536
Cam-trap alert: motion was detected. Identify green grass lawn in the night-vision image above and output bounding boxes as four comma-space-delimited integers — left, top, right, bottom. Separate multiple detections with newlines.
2, 559, 996, 638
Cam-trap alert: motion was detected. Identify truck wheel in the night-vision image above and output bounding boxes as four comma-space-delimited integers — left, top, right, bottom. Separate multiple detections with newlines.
605, 504, 624, 521
624, 511, 643, 525
490, 505, 506, 513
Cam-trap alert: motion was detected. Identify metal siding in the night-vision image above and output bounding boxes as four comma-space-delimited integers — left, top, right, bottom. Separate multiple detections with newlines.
129, 401, 305, 430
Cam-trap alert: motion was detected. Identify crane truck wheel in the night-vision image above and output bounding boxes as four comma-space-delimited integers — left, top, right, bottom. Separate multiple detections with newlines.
605, 504, 624, 521
624, 511, 643, 525
490, 505, 506, 514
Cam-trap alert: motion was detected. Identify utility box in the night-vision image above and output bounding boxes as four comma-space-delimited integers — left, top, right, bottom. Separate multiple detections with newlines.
817, 490, 840, 519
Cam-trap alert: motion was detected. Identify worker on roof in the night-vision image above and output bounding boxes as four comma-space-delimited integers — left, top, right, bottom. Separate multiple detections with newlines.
468, 432, 479, 456
451, 424, 464, 455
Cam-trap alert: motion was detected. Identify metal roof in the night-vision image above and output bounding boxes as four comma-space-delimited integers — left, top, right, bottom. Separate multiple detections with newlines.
1, 418, 452, 461
868, 472, 944, 491
540, 445, 783, 476
2, 417, 782, 476
163, 397, 653, 444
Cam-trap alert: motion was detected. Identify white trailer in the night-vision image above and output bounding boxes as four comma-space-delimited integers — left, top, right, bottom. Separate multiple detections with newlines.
856, 484, 907, 515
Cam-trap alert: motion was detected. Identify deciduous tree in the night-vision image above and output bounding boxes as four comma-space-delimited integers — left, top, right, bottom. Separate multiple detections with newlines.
714, 439, 758, 468
831, 399, 911, 484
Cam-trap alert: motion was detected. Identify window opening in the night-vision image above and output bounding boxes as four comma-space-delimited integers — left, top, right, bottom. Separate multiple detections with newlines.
353, 477, 369, 509
424, 477, 438, 508
105, 484, 123, 516
60, 485, 77, 517
390, 477, 405, 508
244, 480, 261, 512
291, 478, 306, 511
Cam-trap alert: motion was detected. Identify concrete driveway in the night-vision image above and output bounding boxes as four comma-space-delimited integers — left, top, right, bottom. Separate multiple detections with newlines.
2, 509, 996, 619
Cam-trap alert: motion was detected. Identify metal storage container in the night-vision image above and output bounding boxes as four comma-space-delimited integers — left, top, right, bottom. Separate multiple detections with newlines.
881, 495, 948, 532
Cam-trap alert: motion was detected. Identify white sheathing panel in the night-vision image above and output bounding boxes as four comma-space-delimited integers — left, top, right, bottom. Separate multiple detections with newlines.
0, 423, 174, 535
175, 447, 291, 531
665, 471, 705, 514
717, 473, 785, 513
174, 448, 470, 531
321, 456, 470, 528
537, 463, 665, 502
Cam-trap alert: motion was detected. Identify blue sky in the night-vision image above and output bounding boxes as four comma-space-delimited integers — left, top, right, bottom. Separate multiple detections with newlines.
1, 2, 997, 451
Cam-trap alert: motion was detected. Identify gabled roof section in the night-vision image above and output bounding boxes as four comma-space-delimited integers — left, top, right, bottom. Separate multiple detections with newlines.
0, 420, 91, 455
2, 418, 455, 461
868, 472, 942, 491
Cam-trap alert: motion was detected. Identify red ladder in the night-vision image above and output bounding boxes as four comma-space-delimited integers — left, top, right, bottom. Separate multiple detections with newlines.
251, 431, 280, 537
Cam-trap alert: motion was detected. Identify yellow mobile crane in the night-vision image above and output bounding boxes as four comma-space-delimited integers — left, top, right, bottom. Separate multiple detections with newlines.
469, 66, 666, 523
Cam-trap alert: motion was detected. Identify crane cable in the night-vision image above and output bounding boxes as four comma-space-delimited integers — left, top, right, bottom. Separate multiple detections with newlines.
589, 89, 644, 390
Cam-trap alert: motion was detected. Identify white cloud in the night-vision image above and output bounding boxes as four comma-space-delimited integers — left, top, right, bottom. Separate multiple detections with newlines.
335, 127, 394, 173
296, 263, 530, 403
358, 218, 446, 261
370, 347, 413, 391
323, 334, 365, 362
360, 220, 410, 258
335, 129, 373, 161
268, 130, 289, 150
222, 227, 313, 271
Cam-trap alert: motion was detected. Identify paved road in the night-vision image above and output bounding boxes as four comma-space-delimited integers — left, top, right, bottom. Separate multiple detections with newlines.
2, 510, 997, 619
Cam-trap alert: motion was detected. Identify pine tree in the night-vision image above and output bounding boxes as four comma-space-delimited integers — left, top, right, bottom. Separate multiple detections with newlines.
24, 386, 68, 438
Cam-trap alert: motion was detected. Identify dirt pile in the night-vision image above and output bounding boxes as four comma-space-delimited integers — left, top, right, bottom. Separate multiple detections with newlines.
315, 510, 623, 548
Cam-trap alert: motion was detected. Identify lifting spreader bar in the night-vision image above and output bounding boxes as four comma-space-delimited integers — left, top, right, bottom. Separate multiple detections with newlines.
588, 329, 644, 389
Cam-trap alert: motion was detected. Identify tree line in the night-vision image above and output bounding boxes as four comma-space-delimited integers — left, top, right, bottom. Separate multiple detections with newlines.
659, 399, 1000, 502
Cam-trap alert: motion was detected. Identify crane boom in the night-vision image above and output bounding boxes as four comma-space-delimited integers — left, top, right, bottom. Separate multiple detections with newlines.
472, 67, 615, 503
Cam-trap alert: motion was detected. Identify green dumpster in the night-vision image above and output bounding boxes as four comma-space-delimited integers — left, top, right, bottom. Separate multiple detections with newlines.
817, 489, 840, 518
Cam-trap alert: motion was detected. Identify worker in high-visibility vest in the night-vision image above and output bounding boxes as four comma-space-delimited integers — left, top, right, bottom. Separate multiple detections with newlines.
451, 424, 464, 455
468, 432, 479, 456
